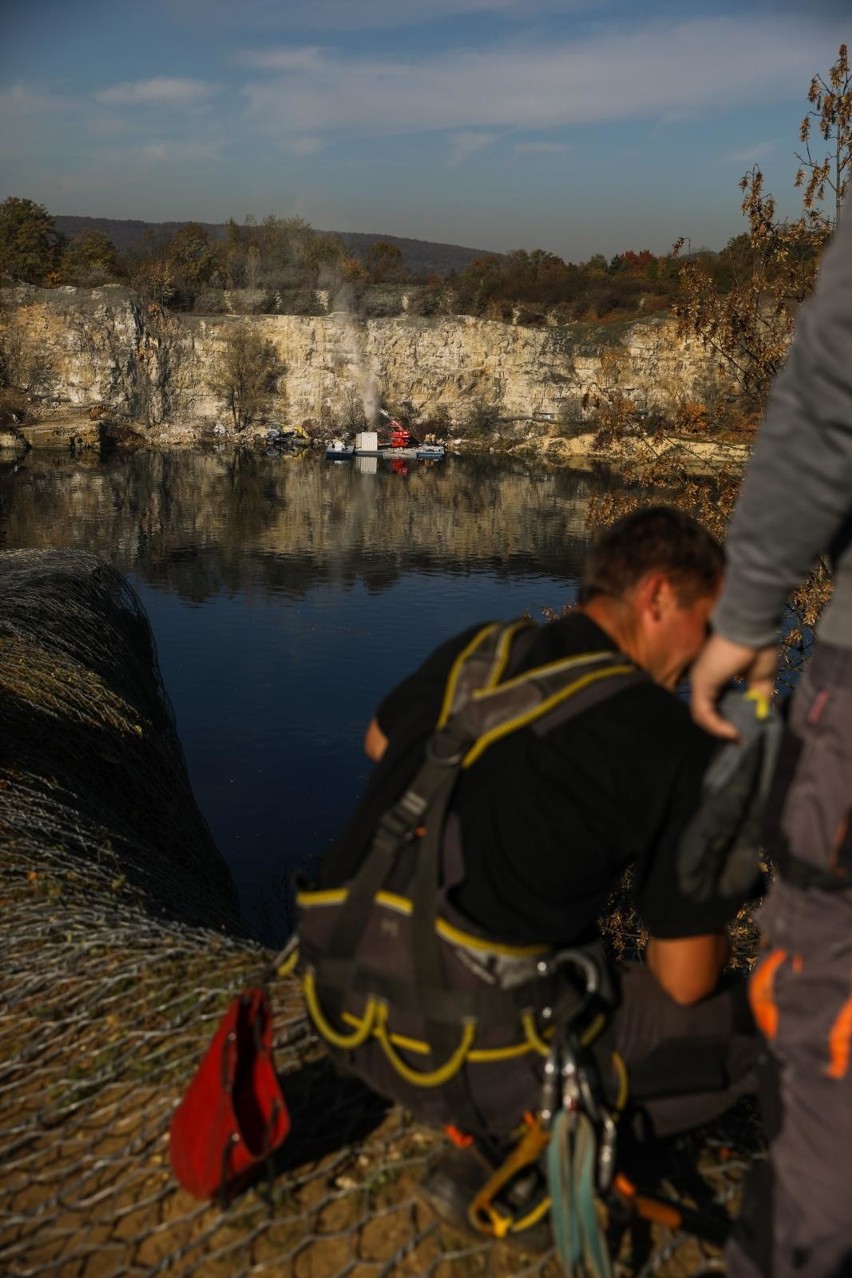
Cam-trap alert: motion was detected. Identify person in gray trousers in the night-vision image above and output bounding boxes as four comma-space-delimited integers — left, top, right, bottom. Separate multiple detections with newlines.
691, 200, 852, 1278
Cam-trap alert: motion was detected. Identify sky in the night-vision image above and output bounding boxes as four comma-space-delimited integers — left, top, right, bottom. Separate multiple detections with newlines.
1, 0, 848, 262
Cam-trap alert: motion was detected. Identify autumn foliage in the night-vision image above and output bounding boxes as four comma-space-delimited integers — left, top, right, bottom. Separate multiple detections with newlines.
590, 45, 850, 667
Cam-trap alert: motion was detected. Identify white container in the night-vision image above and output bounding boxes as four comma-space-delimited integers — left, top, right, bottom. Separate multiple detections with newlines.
355, 431, 378, 452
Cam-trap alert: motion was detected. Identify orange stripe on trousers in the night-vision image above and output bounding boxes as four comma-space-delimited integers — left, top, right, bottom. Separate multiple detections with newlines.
749, 949, 787, 1041
826, 996, 852, 1079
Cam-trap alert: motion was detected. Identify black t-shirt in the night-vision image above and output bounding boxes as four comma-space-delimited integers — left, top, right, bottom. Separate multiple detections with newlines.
318, 612, 737, 947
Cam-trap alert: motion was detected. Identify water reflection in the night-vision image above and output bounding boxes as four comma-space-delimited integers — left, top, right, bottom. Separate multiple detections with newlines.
0, 449, 593, 599
0, 448, 598, 940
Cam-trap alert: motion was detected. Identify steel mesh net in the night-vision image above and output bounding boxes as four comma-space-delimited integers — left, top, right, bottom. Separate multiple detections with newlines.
0, 549, 748, 1277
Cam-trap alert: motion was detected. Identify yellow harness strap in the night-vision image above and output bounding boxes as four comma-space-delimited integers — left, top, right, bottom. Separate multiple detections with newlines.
467, 1117, 552, 1237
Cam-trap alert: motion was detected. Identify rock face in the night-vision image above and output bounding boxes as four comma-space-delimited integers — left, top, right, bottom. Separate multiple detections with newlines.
1, 284, 726, 435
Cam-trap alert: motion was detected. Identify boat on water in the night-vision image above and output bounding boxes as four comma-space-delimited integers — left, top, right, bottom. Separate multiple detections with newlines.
353, 425, 445, 461
325, 439, 355, 460
354, 444, 446, 460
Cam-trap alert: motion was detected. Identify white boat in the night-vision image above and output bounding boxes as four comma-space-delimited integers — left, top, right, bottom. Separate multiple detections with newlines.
325, 439, 355, 460
352, 447, 447, 462
351, 429, 445, 461
352, 444, 446, 460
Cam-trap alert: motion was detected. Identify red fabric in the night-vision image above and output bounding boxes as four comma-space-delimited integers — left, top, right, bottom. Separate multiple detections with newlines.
169, 988, 290, 1200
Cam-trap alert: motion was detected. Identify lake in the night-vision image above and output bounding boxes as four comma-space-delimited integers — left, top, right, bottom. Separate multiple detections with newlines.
0, 446, 602, 940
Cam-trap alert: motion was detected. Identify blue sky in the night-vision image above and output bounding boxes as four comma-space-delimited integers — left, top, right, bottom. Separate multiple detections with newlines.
1, 0, 848, 261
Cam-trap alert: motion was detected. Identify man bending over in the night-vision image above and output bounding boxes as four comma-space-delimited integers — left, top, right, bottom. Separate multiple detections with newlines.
297, 505, 756, 1246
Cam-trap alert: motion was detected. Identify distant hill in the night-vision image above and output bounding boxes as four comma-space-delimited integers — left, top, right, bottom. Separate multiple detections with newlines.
52, 215, 496, 278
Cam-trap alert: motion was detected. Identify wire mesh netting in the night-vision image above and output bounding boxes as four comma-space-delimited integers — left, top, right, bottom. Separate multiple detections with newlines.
0, 550, 752, 1277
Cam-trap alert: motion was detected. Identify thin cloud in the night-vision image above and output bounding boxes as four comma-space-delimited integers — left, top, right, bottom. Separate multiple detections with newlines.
239, 17, 834, 141
139, 140, 223, 162
721, 140, 777, 165
175, 0, 588, 33
448, 131, 499, 168
514, 140, 572, 155
284, 136, 325, 155
0, 83, 89, 161
0, 83, 71, 114
94, 77, 216, 107
238, 46, 327, 71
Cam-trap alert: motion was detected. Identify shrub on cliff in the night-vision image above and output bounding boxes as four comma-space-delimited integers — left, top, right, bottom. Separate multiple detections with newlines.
60, 229, 120, 287
210, 324, 284, 431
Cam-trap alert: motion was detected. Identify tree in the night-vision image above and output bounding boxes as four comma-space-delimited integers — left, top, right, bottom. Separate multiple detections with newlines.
165, 222, 218, 290
365, 240, 404, 283
589, 48, 852, 678
456, 253, 505, 313
796, 43, 851, 229
210, 324, 283, 431
61, 230, 119, 285
133, 255, 178, 308
584, 254, 609, 278
674, 45, 851, 422
0, 197, 64, 285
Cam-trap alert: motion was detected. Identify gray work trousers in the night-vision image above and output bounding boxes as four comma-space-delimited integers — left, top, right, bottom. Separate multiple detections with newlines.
727, 642, 852, 1278
610, 963, 757, 1139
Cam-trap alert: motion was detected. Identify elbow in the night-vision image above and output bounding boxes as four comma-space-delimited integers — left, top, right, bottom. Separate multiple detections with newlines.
645, 934, 727, 1006
363, 718, 388, 762
655, 974, 716, 1007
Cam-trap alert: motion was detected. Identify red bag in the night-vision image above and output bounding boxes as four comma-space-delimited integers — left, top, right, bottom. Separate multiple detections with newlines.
169, 987, 290, 1202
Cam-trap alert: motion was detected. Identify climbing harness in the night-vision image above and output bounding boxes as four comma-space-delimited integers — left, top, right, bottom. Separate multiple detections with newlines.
296, 621, 640, 1121
294, 619, 643, 1248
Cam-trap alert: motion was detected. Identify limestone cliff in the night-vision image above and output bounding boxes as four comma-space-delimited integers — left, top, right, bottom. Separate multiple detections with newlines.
1, 284, 725, 437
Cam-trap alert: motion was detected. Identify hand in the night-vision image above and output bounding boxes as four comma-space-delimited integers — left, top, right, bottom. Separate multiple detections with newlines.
690, 634, 777, 739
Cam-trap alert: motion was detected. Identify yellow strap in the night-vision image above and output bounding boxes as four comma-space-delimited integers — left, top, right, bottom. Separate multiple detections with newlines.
340, 1008, 549, 1063
374, 1004, 476, 1087
463, 663, 635, 766
437, 623, 500, 728
522, 1009, 553, 1057
303, 970, 378, 1049
580, 1011, 608, 1049
510, 1190, 553, 1234
276, 946, 300, 978
744, 687, 771, 720
483, 619, 534, 692
609, 1050, 629, 1114
468, 1117, 551, 1236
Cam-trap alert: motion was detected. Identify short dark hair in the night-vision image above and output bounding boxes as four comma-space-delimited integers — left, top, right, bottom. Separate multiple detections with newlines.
578, 506, 723, 605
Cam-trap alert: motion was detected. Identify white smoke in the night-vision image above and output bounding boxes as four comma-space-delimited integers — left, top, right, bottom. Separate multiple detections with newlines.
318, 266, 382, 428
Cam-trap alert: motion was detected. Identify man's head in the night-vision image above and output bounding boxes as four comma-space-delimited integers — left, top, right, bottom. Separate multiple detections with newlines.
578, 506, 723, 689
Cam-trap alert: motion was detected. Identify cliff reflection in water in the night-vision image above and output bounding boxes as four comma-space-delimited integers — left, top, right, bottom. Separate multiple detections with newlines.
0, 449, 594, 598
0, 447, 598, 939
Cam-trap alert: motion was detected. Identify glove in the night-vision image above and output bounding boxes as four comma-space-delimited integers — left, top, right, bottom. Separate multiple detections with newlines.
677, 689, 782, 905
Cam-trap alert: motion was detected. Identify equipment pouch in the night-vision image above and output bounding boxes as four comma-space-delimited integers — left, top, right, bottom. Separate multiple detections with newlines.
169, 987, 290, 1203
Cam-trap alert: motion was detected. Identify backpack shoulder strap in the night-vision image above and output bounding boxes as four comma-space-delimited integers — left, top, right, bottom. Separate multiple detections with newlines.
437, 619, 534, 727
325, 622, 643, 957
450, 641, 644, 768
